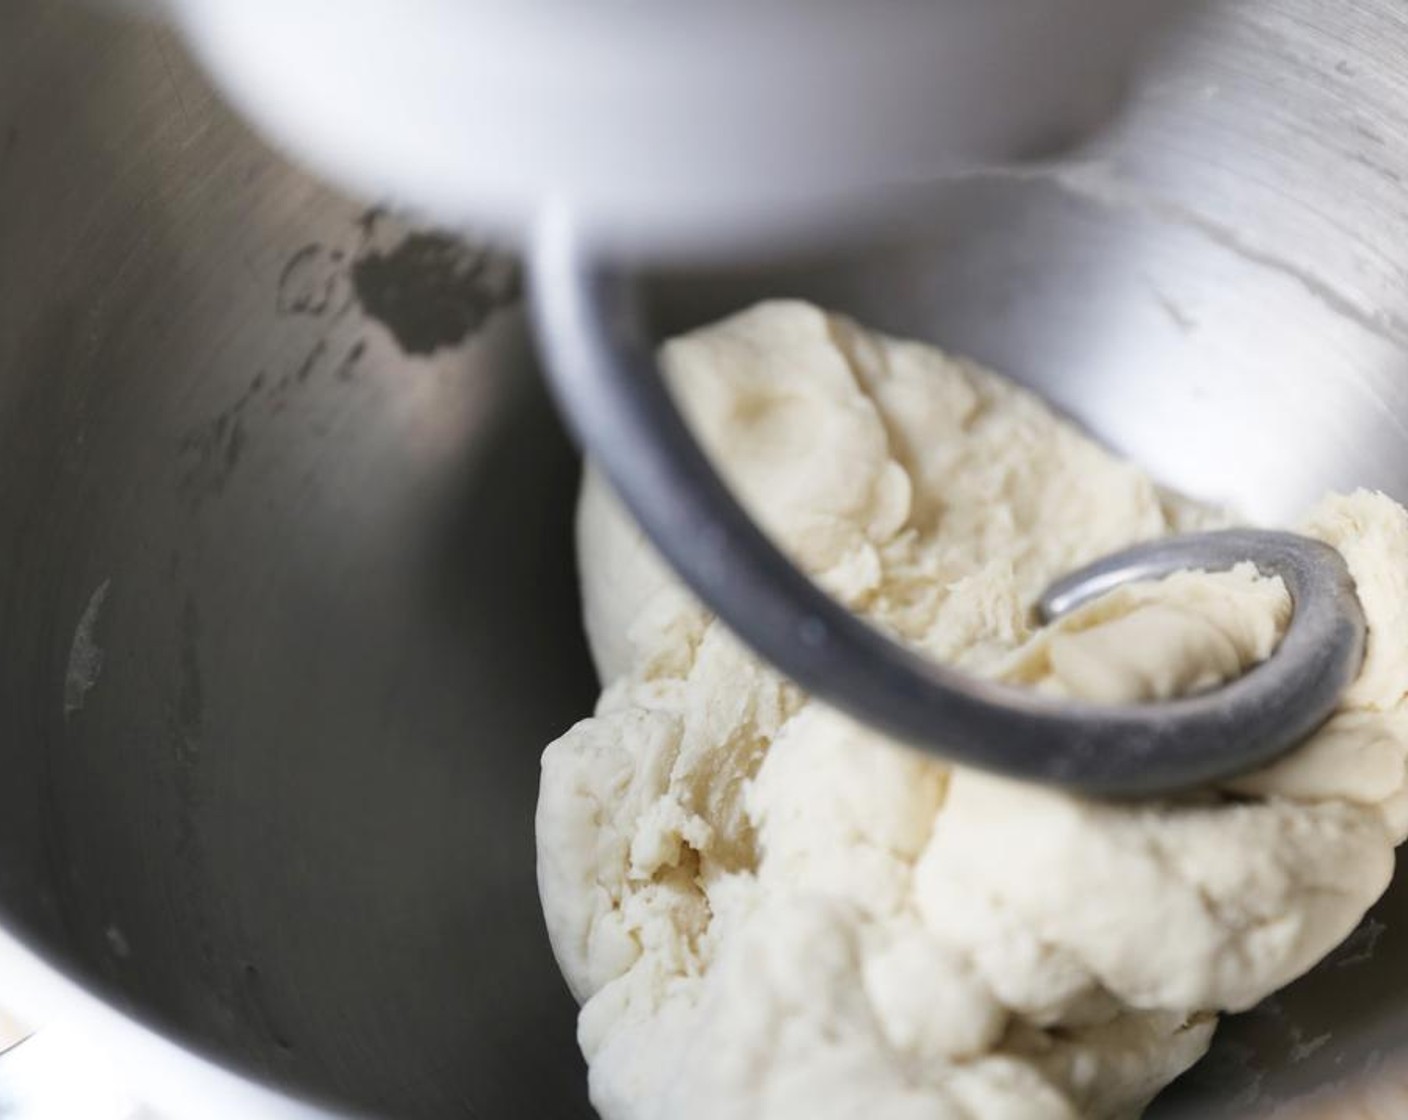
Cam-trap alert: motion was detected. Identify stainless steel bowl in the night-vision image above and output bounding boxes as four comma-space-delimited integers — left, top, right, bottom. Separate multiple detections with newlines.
5, 1, 1408, 1117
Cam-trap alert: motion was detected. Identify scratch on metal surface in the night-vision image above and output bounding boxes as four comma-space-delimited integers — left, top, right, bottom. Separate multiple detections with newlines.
1289, 1032, 1333, 1064
1334, 915, 1388, 968
152, 30, 194, 132
64, 579, 111, 720
1150, 284, 1198, 333
1001, 160, 1408, 351
1345, 373, 1408, 447
105, 924, 131, 960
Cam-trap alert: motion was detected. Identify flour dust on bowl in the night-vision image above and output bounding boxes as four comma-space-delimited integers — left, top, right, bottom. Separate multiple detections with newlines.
5, 1, 1408, 1118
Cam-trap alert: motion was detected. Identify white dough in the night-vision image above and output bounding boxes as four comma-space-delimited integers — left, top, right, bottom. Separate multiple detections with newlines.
537, 301, 1408, 1119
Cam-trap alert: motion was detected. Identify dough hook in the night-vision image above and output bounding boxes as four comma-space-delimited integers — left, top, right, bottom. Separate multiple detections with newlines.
531, 209, 1368, 796
165, 0, 1258, 795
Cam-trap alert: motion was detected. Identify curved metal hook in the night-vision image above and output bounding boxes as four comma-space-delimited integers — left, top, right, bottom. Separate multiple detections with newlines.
528, 207, 1366, 796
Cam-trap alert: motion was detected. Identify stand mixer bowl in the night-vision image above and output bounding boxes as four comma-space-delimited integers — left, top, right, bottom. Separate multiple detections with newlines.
5, 0, 1408, 1117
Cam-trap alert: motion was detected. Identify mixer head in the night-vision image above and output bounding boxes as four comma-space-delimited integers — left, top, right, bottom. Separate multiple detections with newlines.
164, 0, 1182, 259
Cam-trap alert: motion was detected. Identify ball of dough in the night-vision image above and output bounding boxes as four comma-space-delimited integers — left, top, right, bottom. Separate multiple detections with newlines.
538, 301, 1408, 1120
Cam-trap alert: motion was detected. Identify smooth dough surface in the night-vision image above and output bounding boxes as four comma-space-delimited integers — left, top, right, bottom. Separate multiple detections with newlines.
537, 301, 1408, 1120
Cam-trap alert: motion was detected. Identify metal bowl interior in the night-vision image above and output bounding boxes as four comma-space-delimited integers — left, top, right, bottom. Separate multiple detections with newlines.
5, 1, 1408, 1118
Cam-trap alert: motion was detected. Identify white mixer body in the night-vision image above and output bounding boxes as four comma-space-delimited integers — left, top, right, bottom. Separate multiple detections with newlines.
163, 0, 1177, 258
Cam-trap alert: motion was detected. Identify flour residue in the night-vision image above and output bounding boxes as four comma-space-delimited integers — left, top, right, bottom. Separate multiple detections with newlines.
64, 579, 111, 720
